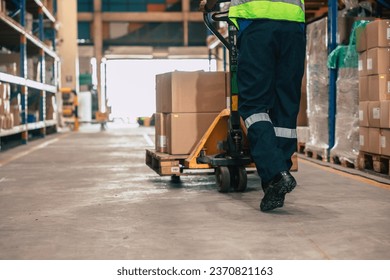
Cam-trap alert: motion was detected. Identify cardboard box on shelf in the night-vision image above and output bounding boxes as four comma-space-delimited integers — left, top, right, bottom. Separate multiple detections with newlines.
368, 74, 390, 101
0, 115, 4, 129
380, 100, 390, 128
359, 126, 369, 152
0, 99, 10, 115
2, 113, 14, 129
359, 101, 369, 127
356, 24, 367, 52
11, 105, 21, 126
368, 127, 381, 154
359, 76, 369, 101
358, 51, 367, 77
366, 48, 390, 75
366, 19, 390, 50
0, 82, 10, 100
380, 129, 390, 156
166, 112, 218, 155
368, 101, 381, 127
156, 71, 227, 113
154, 112, 167, 153
46, 95, 57, 120
0, 99, 4, 115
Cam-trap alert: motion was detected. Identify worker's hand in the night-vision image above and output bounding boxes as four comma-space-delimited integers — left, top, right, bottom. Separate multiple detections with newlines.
199, 0, 219, 12
199, 0, 207, 11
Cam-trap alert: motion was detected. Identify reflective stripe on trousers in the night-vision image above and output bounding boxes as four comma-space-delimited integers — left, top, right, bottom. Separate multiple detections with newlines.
245, 113, 297, 139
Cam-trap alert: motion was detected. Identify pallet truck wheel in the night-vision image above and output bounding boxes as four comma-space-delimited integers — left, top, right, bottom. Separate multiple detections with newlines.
230, 166, 247, 192
171, 175, 181, 184
215, 166, 231, 193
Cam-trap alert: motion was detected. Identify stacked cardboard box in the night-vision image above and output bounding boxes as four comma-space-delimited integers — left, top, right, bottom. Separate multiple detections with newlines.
0, 82, 15, 130
155, 71, 227, 155
357, 19, 390, 157
46, 94, 57, 121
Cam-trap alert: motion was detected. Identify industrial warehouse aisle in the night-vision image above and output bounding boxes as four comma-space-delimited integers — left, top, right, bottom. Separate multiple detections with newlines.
0, 124, 390, 260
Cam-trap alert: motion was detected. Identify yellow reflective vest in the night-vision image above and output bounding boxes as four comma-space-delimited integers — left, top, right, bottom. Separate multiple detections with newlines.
228, 0, 305, 28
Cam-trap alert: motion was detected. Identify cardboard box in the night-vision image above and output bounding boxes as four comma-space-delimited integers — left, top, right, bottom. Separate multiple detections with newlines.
154, 112, 167, 153
10, 104, 21, 126
1, 113, 14, 129
380, 100, 390, 128
95, 111, 108, 121
359, 126, 369, 152
156, 71, 227, 113
356, 24, 367, 52
0, 98, 4, 115
366, 48, 390, 75
359, 76, 369, 101
366, 20, 390, 50
368, 74, 390, 101
359, 101, 369, 127
368, 127, 381, 154
368, 101, 381, 127
0, 82, 10, 100
380, 129, 390, 156
358, 51, 367, 76
166, 112, 218, 155
0, 99, 10, 115
0, 115, 4, 130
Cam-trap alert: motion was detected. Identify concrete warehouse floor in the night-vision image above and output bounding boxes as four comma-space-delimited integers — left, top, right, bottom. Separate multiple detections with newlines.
0, 123, 390, 260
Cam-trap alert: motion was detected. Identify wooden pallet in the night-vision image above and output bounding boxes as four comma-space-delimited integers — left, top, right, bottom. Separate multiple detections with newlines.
358, 152, 390, 176
145, 149, 188, 176
305, 148, 328, 162
330, 155, 357, 169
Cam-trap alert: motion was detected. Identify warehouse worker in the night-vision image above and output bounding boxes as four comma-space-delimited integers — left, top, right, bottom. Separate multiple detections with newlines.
202, 0, 306, 212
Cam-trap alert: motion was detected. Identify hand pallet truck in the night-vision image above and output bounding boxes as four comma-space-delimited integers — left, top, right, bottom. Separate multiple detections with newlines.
146, 0, 253, 193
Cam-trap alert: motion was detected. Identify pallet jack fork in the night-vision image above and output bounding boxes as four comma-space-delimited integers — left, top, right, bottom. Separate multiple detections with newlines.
185, 0, 253, 192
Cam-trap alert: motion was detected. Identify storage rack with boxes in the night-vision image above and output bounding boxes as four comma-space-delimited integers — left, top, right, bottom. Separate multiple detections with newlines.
299, 1, 390, 178
357, 19, 390, 176
0, 0, 59, 150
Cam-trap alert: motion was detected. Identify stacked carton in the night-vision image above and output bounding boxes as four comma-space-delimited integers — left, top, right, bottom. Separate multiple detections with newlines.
0, 82, 16, 130
357, 20, 390, 157
155, 71, 227, 155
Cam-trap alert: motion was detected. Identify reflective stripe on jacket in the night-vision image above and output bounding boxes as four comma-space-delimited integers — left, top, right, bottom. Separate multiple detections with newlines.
229, 0, 305, 27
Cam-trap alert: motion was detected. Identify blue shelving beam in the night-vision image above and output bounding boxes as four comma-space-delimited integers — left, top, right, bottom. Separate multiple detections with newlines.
328, 0, 338, 159
19, 0, 28, 143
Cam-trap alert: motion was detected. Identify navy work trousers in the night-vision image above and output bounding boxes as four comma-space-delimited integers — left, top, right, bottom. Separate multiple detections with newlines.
237, 19, 306, 184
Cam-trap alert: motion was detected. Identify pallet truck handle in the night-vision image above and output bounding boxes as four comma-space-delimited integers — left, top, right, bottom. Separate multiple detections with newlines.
202, 0, 232, 51
200, 0, 230, 12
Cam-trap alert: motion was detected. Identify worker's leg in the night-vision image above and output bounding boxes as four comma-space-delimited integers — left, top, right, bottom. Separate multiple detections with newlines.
270, 21, 306, 169
237, 20, 287, 184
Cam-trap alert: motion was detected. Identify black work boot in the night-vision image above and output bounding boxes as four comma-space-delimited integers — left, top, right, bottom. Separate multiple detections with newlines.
260, 171, 296, 212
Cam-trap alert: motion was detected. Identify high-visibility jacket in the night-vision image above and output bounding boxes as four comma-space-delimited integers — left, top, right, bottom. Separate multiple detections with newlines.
228, 0, 305, 27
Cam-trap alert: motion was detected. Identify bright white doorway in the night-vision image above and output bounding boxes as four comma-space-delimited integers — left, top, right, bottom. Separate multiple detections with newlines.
105, 59, 217, 124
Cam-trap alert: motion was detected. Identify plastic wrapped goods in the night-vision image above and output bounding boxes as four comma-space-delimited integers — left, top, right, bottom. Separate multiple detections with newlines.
306, 17, 329, 152
328, 44, 359, 163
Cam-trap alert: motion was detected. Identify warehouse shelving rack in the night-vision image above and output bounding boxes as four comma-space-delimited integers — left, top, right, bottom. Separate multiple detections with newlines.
0, 0, 59, 149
